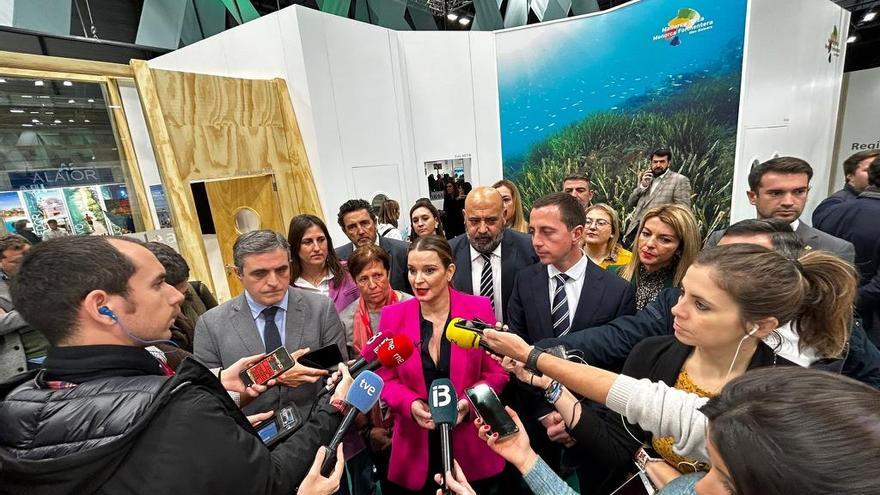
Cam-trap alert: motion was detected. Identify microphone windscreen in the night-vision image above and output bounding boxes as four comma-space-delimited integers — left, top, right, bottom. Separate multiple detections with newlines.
445, 324, 481, 350
345, 370, 385, 413
360, 331, 388, 361
428, 378, 459, 425
376, 334, 415, 368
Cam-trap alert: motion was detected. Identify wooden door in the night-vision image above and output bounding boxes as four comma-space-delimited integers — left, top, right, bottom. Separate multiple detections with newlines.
203, 175, 285, 297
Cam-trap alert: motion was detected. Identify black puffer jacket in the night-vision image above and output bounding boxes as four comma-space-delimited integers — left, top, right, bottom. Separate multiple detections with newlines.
0, 355, 341, 495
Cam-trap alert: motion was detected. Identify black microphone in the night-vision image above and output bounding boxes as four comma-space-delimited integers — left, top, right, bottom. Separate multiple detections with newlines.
319, 370, 384, 477
428, 378, 459, 493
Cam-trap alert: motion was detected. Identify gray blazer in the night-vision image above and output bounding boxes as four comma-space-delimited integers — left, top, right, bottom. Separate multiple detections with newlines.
0, 276, 33, 381
336, 236, 411, 293
625, 170, 692, 236
194, 287, 347, 415
704, 221, 855, 264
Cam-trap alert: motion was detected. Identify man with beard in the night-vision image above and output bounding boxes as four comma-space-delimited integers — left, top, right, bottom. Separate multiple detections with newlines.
449, 187, 537, 322
623, 149, 692, 244
705, 156, 854, 263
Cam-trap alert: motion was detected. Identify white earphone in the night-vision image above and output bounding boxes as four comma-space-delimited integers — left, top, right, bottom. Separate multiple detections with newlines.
747, 324, 760, 337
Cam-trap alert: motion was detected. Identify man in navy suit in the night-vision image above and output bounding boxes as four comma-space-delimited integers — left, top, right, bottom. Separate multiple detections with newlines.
505, 192, 635, 488
449, 187, 537, 322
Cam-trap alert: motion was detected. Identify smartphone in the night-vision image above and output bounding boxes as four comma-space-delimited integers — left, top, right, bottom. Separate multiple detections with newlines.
465, 383, 518, 438
254, 403, 302, 448
298, 344, 345, 370
240, 346, 295, 387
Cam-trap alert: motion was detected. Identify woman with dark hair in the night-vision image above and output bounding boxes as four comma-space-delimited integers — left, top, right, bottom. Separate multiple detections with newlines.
443, 182, 465, 239
287, 214, 359, 313
481, 243, 858, 492
378, 235, 507, 494
409, 198, 445, 242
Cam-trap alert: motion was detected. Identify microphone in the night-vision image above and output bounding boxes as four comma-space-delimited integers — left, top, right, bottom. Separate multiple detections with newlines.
446, 321, 492, 352
428, 378, 459, 494
319, 334, 415, 398
320, 370, 385, 477
449, 317, 494, 334
349, 331, 390, 375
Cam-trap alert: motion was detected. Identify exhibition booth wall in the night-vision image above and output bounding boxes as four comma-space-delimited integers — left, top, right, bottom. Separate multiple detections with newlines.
147, 0, 850, 247
831, 66, 880, 189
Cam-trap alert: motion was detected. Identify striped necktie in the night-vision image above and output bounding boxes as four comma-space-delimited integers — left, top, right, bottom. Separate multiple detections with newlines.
551, 273, 570, 336
479, 253, 495, 309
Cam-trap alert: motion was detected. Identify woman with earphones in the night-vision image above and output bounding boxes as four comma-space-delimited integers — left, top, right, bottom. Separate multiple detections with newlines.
484, 243, 857, 492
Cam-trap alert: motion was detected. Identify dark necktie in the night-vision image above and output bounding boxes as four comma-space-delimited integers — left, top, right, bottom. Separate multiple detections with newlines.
261, 306, 282, 352
479, 253, 495, 309
551, 274, 570, 337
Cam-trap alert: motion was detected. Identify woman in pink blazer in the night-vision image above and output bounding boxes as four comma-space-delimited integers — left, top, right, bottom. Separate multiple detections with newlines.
378, 235, 508, 494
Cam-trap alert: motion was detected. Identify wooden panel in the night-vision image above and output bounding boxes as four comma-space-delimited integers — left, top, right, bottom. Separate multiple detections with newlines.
130, 59, 217, 294
204, 175, 285, 296
0, 50, 133, 78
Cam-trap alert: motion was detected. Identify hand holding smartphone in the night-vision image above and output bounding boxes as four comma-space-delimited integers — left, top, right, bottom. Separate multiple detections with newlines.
240, 346, 296, 387
465, 383, 518, 438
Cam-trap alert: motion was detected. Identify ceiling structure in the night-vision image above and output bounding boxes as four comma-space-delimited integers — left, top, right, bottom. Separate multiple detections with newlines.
0, 0, 876, 70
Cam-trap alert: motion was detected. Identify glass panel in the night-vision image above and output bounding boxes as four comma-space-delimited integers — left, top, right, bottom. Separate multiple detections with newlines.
0, 75, 141, 238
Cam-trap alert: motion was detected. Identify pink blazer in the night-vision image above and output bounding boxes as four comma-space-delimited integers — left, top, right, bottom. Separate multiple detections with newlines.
329, 272, 359, 314
378, 288, 508, 490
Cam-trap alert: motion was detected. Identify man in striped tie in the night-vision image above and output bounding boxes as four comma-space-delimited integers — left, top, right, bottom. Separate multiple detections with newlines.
449, 187, 537, 323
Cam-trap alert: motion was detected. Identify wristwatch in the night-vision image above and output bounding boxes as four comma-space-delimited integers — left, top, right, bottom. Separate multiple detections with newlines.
544, 380, 562, 404
525, 347, 544, 376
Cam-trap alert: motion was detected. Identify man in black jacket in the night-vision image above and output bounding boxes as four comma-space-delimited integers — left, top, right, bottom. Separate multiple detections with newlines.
536, 219, 880, 388
0, 236, 351, 494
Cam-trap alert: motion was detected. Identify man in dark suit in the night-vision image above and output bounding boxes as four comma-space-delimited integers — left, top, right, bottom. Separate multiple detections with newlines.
334, 199, 410, 292
195, 230, 347, 416
813, 150, 879, 228
449, 187, 537, 322
813, 157, 880, 343
505, 192, 636, 488
705, 156, 855, 263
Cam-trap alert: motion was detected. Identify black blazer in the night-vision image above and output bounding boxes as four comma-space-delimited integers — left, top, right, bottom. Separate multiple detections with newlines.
448, 229, 538, 322
336, 236, 411, 293
506, 259, 636, 344
571, 335, 796, 492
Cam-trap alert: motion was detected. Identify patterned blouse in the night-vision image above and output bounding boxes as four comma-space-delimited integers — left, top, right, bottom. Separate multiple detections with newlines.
652, 370, 713, 473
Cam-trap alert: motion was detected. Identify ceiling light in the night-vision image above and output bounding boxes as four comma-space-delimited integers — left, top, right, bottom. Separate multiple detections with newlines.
447, 13, 458, 21
21, 124, 33, 127
45, 111, 54, 115
32, 119, 40, 123
84, 119, 90, 123
68, 99, 75, 103
0, 78, 6, 83
63, 80, 73, 86
87, 98, 94, 103
9, 109, 24, 113
38, 95, 49, 99
847, 35, 857, 43
53, 119, 61, 123
459, 17, 471, 25
34, 80, 44, 86
20, 95, 32, 98
862, 11, 877, 22
29, 111, 38, 114
68, 119, 74, 123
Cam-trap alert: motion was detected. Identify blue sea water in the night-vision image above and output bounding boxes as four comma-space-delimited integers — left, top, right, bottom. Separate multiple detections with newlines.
495, 0, 748, 166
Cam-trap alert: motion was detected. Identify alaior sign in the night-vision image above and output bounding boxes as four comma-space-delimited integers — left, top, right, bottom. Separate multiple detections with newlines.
9, 167, 116, 190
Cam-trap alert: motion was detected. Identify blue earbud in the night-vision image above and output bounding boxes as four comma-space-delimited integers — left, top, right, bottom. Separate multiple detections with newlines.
99, 306, 117, 320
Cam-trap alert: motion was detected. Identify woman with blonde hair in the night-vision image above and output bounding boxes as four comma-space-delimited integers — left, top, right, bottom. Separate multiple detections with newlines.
583, 203, 632, 269
492, 179, 528, 233
611, 204, 700, 309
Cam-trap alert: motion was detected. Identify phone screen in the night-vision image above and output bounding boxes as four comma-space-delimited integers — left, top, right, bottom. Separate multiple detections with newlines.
298, 344, 345, 370
465, 383, 518, 437
257, 421, 279, 443
242, 347, 295, 386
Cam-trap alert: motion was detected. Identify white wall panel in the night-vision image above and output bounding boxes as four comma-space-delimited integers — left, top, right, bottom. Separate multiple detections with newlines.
830, 68, 880, 191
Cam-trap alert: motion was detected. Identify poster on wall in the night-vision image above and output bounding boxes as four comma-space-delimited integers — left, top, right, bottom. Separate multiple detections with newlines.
0, 192, 28, 234
62, 187, 112, 236
496, 0, 747, 237
22, 189, 70, 237
150, 185, 173, 228
100, 184, 135, 234
423, 157, 472, 202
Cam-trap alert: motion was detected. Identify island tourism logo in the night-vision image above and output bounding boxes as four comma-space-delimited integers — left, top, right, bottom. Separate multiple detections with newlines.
653, 8, 714, 45
826, 25, 841, 62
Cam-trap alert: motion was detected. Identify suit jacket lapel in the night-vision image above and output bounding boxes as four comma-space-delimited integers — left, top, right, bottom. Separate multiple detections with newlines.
500, 232, 519, 309
533, 267, 553, 338
571, 263, 603, 331
232, 294, 266, 355
454, 240, 474, 294
284, 288, 306, 351
795, 222, 819, 251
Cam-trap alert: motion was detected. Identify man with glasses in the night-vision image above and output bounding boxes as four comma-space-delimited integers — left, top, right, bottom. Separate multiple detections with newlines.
705, 156, 854, 263
449, 187, 537, 322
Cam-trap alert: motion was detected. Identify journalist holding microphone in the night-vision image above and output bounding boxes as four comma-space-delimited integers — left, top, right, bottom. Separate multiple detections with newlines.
378, 235, 509, 493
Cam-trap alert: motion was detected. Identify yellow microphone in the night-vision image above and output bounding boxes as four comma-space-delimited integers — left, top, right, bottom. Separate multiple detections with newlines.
445, 317, 483, 350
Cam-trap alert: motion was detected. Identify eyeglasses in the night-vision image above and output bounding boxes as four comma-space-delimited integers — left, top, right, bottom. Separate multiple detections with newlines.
356, 273, 387, 287
584, 218, 610, 228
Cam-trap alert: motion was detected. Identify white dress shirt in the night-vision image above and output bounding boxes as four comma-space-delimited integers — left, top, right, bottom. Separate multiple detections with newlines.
546, 252, 589, 327
293, 271, 333, 296
649, 170, 668, 195
789, 219, 800, 232
244, 290, 290, 348
470, 243, 503, 322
